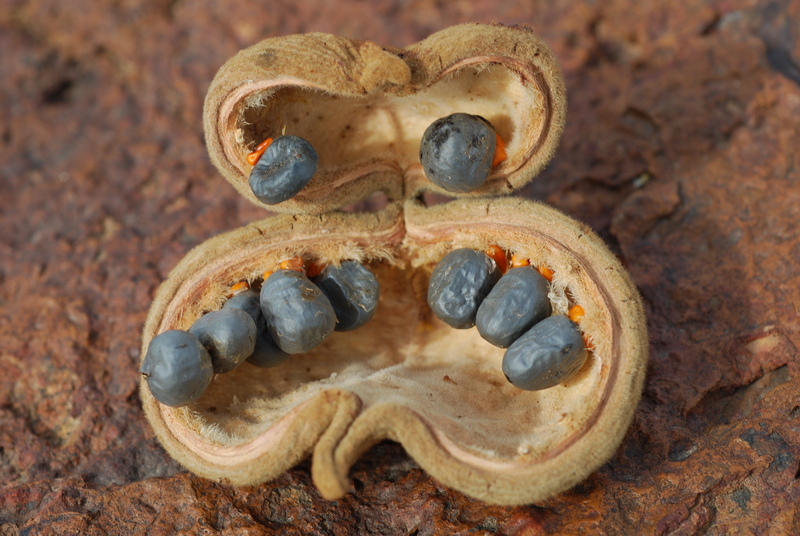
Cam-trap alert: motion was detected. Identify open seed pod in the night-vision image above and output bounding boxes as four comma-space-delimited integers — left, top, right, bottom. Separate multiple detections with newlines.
204, 23, 566, 213
141, 24, 648, 505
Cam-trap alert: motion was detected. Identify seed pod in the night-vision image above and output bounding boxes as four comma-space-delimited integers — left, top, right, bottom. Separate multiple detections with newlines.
189, 309, 257, 373
312, 261, 380, 332
140, 330, 214, 407
476, 266, 552, 348
260, 269, 336, 354
142, 24, 647, 507
502, 315, 588, 391
223, 289, 290, 368
427, 248, 501, 329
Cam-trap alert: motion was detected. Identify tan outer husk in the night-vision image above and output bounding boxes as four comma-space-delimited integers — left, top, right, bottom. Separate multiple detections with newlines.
140, 198, 648, 505
203, 23, 566, 214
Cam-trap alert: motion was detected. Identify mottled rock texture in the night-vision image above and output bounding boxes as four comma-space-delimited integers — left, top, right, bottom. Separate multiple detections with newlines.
2, 0, 799, 534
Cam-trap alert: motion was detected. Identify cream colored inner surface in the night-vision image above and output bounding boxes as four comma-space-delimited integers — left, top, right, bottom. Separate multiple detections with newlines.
178, 242, 608, 462
238, 65, 540, 179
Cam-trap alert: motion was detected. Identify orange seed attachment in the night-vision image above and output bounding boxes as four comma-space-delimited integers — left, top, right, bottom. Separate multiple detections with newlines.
485, 245, 508, 274
492, 134, 507, 167
227, 281, 250, 297
246, 137, 274, 166
280, 257, 305, 273
537, 265, 554, 282
569, 304, 585, 323
305, 261, 325, 279
510, 254, 530, 268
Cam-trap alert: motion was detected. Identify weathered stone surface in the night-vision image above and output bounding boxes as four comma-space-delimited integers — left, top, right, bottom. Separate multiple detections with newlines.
1, 0, 799, 533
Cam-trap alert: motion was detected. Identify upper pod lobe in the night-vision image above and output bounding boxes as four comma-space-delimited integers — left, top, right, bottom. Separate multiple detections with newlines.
260, 269, 336, 354
249, 136, 318, 205
427, 248, 501, 329
419, 113, 497, 193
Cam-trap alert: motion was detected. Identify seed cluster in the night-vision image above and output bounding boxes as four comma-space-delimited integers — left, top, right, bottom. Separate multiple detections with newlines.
427, 247, 590, 391
244, 113, 506, 205
141, 257, 379, 407
147, 116, 589, 406
142, 246, 591, 407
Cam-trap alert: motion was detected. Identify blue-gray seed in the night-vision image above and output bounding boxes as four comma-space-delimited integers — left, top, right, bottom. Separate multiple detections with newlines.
140, 330, 214, 407
249, 135, 318, 205
223, 289, 290, 368
502, 315, 588, 391
189, 309, 257, 373
260, 269, 336, 354
427, 248, 501, 329
419, 113, 497, 193
312, 261, 380, 332
476, 266, 552, 348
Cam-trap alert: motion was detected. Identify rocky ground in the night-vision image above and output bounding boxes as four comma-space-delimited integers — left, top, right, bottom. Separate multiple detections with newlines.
1, 0, 799, 534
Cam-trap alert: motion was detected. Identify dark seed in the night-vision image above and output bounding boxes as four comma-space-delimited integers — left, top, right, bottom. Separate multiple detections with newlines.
224, 289, 290, 368
427, 248, 501, 329
260, 269, 336, 354
312, 261, 380, 332
249, 135, 318, 204
502, 315, 588, 391
140, 330, 214, 407
476, 266, 552, 348
189, 309, 257, 373
419, 113, 497, 193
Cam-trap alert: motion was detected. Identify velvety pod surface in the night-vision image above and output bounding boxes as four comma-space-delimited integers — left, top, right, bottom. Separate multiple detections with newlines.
141, 24, 646, 506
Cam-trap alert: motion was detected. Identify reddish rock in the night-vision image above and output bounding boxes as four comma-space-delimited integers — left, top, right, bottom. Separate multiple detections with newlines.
1, 0, 800, 533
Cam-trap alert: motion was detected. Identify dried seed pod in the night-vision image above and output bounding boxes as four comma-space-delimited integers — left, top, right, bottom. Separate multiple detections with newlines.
140, 198, 647, 505
141, 24, 647, 506
203, 23, 567, 214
